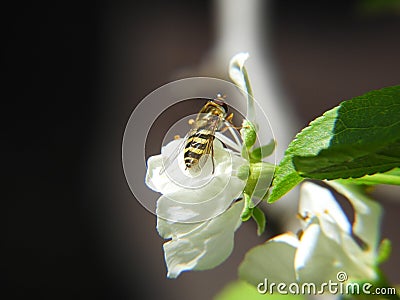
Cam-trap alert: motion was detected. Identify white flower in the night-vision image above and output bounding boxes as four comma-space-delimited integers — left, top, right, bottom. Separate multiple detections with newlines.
145, 138, 248, 277
146, 138, 248, 223
157, 200, 244, 278
239, 182, 382, 287
145, 52, 275, 278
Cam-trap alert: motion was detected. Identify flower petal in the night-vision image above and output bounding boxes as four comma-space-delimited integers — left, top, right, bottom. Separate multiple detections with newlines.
299, 182, 351, 234
229, 52, 250, 95
239, 233, 299, 286
228, 52, 257, 124
157, 200, 244, 278
152, 139, 248, 222
327, 181, 382, 260
295, 223, 376, 284
156, 173, 245, 223
145, 139, 183, 194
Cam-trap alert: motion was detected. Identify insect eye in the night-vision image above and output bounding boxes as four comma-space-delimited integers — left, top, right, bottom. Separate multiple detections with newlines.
213, 95, 228, 113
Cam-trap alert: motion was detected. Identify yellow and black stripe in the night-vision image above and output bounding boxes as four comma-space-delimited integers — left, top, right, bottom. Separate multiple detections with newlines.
184, 129, 214, 169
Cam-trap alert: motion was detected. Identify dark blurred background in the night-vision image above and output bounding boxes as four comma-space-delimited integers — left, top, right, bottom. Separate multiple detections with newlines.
3, 0, 400, 299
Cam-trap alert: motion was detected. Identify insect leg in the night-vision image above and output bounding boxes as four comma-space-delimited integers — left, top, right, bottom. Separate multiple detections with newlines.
225, 113, 234, 123
211, 141, 215, 174
220, 114, 241, 133
220, 117, 242, 150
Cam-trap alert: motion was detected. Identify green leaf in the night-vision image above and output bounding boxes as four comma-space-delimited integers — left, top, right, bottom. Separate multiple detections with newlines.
244, 162, 275, 199
266, 156, 303, 203
267, 105, 338, 202
237, 165, 250, 181
241, 119, 257, 148
241, 193, 252, 221
250, 140, 275, 162
267, 85, 400, 203
252, 207, 266, 236
293, 86, 400, 180
377, 239, 392, 265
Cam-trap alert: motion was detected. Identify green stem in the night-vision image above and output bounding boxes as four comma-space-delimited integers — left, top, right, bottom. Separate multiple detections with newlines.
356, 174, 400, 186
337, 174, 400, 186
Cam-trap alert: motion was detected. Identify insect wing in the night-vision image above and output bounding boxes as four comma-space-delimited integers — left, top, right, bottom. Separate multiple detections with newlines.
159, 130, 194, 175
196, 134, 215, 174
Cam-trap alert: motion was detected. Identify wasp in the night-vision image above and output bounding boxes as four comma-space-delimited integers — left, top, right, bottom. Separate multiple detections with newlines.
160, 94, 235, 175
